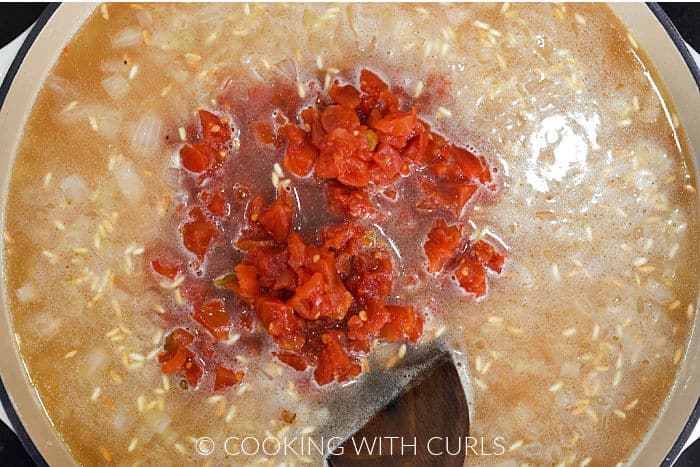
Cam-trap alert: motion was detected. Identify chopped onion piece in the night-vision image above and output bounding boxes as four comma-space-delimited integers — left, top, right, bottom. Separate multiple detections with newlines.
59, 175, 90, 204
45, 75, 78, 100
560, 362, 580, 378
646, 279, 674, 305
136, 10, 153, 28
102, 74, 129, 100
84, 350, 106, 374
113, 159, 145, 203
113, 411, 133, 433
33, 312, 59, 339
15, 283, 38, 304
131, 115, 163, 155
164, 167, 181, 189
99, 59, 127, 74
273, 57, 299, 82
111, 26, 142, 48
146, 413, 171, 434
97, 108, 124, 141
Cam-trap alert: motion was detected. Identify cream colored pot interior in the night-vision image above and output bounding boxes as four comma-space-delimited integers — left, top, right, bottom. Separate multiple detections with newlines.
607, 4, 700, 465
0, 3, 697, 466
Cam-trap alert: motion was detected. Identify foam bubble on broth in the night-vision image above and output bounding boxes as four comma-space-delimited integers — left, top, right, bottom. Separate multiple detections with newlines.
2, 3, 697, 466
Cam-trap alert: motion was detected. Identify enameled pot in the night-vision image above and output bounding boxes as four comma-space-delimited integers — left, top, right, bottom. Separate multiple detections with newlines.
0, 3, 698, 466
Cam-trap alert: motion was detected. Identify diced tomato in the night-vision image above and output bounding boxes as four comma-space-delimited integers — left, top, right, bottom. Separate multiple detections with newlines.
316, 151, 339, 179
404, 124, 445, 167
199, 110, 232, 149
455, 255, 487, 298
255, 296, 296, 336
280, 124, 318, 177
244, 246, 290, 288
335, 155, 370, 188
471, 240, 505, 273
380, 305, 421, 342
334, 252, 353, 278
417, 180, 478, 216
408, 313, 424, 343
329, 83, 362, 109
258, 195, 293, 243
253, 121, 277, 145
180, 144, 211, 173
316, 128, 361, 179
318, 222, 367, 252
346, 250, 394, 299
193, 299, 231, 340
314, 332, 362, 386
145, 241, 184, 282
369, 107, 420, 149
164, 328, 195, 352
403, 128, 431, 166
151, 259, 180, 280
477, 156, 492, 184
424, 220, 463, 273
245, 195, 265, 224
455, 239, 505, 298
181, 210, 217, 259
225, 264, 260, 304
301, 108, 326, 147
321, 105, 361, 133
305, 247, 353, 317
286, 250, 352, 321
358, 69, 398, 113
204, 190, 228, 217
437, 144, 491, 183
430, 160, 463, 182
287, 272, 325, 320
156, 68, 502, 393
326, 183, 376, 219
359, 69, 389, 97
370, 143, 405, 184
256, 296, 306, 351
449, 182, 479, 215
213, 364, 244, 391
287, 232, 308, 272
347, 298, 391, 346
183, 354, 204, 388
161, 348, 187, 373
157, 350, 174, 364
276, 352, 308, 371
382, 189, 399, 201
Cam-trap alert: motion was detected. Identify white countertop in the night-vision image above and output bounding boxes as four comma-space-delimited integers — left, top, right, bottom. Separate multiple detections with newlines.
0, 20, 699, 464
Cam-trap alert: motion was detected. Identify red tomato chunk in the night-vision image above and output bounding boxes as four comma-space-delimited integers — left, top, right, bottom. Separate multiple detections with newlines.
155, 69, 505, 391
424, 220, 463, 273
193, 299, 231, 341
220, 189, 423, 385
214, 364, 245, 391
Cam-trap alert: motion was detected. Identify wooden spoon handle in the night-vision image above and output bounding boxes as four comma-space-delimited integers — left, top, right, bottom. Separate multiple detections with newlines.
328, 356, 469, 467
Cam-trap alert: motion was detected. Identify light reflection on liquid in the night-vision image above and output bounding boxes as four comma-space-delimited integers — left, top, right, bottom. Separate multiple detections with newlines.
525, 112, 601, 193
628, 46, 684, 156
